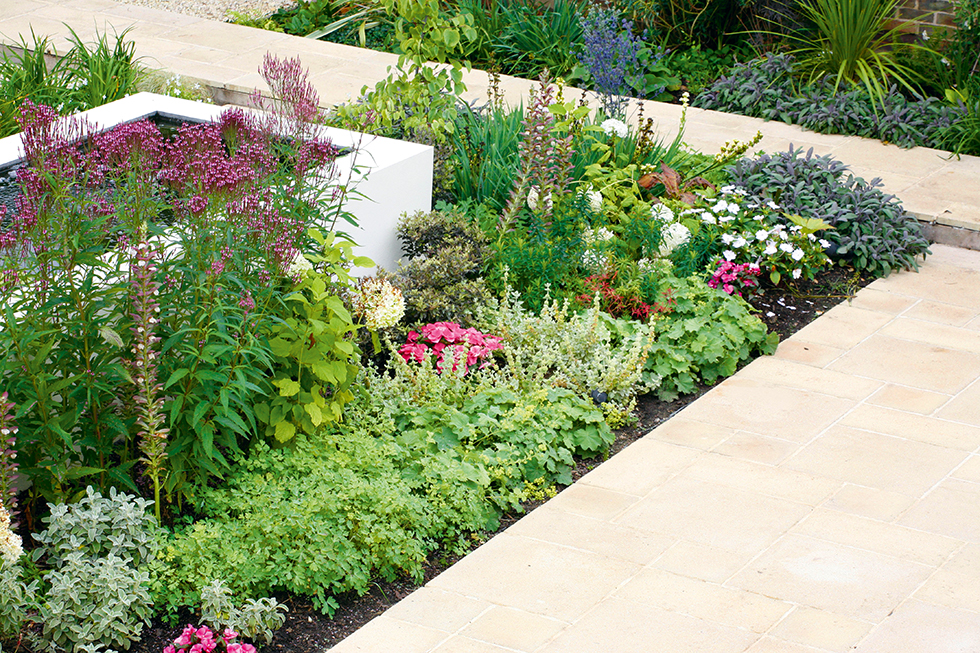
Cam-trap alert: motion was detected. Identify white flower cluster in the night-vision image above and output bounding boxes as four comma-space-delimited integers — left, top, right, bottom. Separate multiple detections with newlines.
353, 277, 405, 330
659, 222, 691, 256
691, 186, 831, 281
601, 118, 629, 138
651, 204, 675, 222
583, 226, 615, 244
0, 504, 22, 565
287, 250, 314, 277
580, 187, 603, 213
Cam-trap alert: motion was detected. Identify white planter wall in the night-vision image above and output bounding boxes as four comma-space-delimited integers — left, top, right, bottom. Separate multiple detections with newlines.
0, 93, 433, 273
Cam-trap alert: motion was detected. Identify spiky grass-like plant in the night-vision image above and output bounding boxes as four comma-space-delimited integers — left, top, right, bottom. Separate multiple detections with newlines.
781, 0, 929, 109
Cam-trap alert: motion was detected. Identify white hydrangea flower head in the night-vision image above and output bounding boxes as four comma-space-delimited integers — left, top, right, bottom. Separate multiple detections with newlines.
287, 250, 314, 276
601, 118, 629, 138
0, 504, 22, 565
651, 204, 675, 222
353, 277, 405, 330
659, 222, 691, 256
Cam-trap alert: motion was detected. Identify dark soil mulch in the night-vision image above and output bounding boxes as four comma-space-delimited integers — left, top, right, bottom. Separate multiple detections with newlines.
5, 266, 872, 653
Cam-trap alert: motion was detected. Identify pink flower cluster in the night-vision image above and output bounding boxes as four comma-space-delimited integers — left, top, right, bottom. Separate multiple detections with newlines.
164, 625, 256, 653
399, 322, 503, 374
708, 259, 762, 298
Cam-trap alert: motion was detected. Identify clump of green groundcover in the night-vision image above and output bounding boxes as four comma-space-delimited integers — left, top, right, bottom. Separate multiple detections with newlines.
149, 351, 613, 619
728, 146, 930, 277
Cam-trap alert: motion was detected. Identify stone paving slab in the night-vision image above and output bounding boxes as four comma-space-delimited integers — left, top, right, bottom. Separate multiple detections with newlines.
331, 244, 980, 653
2, 0, 979, 233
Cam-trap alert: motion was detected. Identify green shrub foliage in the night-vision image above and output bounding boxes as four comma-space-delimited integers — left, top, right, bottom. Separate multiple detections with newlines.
393, 208, 493, 327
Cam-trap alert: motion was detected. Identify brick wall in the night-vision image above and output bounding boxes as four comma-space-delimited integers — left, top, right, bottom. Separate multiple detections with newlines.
896, 0, 958, 36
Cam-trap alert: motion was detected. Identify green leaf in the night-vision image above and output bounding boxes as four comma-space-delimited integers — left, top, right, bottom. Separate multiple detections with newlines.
274, 420, 296, 443
275, 379, 302, 397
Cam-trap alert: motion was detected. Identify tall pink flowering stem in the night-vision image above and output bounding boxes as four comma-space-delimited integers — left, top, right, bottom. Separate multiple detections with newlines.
128, 243, 168, 523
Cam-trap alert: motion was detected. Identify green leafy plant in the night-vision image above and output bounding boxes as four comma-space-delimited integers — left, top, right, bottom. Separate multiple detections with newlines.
32, 487, 160, 653
199, 579, 288, 645
62, 25, 141, 110
40, 551, 153, 652
254, 232, 363, 444
694, 53, 963, 149
392, 207, 493, 328
491, 0, 586, 78
629, 274, 778, 400
484, 288, 658, 424
330, 0, 476, 138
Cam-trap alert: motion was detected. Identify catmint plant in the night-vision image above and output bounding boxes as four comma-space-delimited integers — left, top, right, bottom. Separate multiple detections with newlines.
578, 3, 645, 118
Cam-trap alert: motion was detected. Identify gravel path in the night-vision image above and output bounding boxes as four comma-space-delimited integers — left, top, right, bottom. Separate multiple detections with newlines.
118, 0, 295, 22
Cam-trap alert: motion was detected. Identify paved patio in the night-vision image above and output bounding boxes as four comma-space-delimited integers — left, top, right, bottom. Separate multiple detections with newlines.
2, 2, 980, 651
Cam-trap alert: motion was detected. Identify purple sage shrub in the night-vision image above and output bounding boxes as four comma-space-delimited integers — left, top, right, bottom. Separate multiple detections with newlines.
578, 3, 645, 118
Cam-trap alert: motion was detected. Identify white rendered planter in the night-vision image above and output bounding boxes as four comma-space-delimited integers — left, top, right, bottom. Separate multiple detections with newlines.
0, 93, 433, 273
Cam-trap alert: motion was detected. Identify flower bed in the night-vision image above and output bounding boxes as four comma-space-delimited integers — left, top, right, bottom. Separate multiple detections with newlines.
0, 43, 932, 653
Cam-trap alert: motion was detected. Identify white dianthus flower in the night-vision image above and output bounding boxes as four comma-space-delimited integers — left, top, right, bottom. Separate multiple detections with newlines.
780, 242, 795, 253
659, 222, 691, 256
721, 233, 735, 245
0, 505, 23, 565
701, 212, 717, 225
818, 239, 832, 249
732, 236, 747, 249
595, 227, 614, 241
723, 249, 736, 261
755, 229, 769, 241
792, 248, 805, 261
601, 118, 629, 138
792, 269, 802, 279
764, 242, 778, 256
